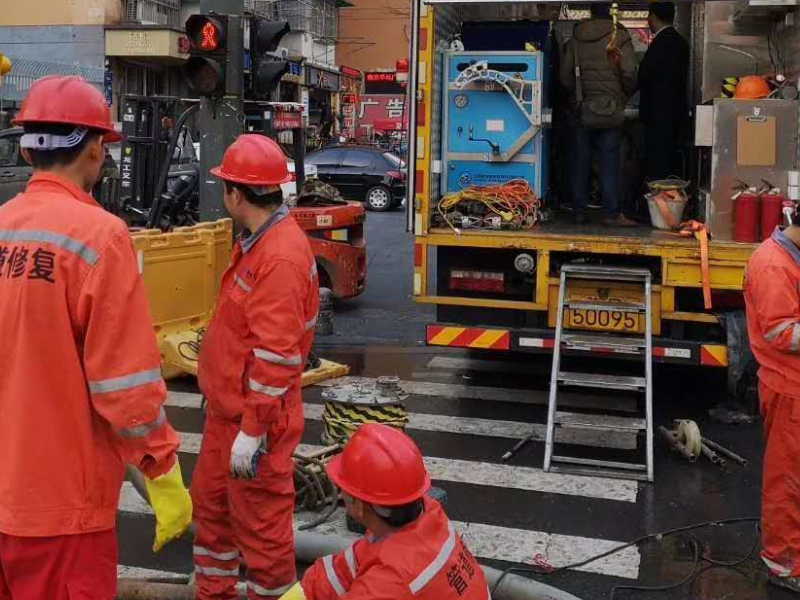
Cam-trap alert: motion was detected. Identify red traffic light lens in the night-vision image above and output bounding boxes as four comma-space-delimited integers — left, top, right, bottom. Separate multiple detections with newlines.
186, 14, 226, 51
200, 21, 219, 51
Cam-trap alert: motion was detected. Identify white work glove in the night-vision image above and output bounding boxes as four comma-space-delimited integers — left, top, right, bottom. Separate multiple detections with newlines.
230, 430, 267, 480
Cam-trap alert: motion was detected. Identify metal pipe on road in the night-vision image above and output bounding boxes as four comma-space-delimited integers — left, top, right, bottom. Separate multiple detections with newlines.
116, 531, 586, 600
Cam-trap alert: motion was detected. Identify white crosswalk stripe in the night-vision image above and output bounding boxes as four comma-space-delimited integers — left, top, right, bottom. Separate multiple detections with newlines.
166, 392, 637, 450
173, 432, 637, 502
315, 376, 636, 412
118, 486, 639, 580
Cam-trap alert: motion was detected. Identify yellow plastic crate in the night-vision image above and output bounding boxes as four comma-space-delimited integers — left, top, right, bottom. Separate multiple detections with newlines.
131, 219, 233, 378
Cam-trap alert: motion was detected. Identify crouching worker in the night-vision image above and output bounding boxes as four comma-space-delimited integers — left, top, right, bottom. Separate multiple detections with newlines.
281, 424, 490, 600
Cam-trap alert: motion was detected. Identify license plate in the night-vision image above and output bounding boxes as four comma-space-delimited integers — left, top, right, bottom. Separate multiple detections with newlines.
566, 309, 641, 332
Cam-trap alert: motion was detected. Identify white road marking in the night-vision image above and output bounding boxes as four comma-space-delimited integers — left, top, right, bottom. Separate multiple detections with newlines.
174, 433, 637, 502
167, 391, 204, 409
166, 393, 636, 450
427, 356, 548, 376
117, 565, 189, 582
315, 376, 636, 412
304, 403, 635, 450
118, 489, 639, 580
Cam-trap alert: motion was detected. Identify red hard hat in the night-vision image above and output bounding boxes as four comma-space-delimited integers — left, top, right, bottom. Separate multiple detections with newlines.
13, 75, 121, 142
210, 134, 292, 186
326, 423, 431, 506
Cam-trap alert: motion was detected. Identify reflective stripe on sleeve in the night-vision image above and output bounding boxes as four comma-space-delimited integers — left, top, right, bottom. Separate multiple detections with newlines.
249, 378, 288, 397
248, 581, 297, 597
311, 263, 318, 279
195, 565, 240, 577
193, 545, 240, 561
323, 554, 346, 596
791, 324, 800, 353
235, 274, 252, 293
409, 521, 457, 594
254, 348, 303, 366
89, 367, 162, 394
344, 544, 357, 579
763, 555, 793, 577
0, 229, 99, 265
305, 313, 318, 330
118, 407, 166, 439
765, 320, 796, 342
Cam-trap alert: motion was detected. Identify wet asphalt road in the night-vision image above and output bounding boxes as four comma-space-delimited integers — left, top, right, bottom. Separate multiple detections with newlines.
118, 210, 790, 600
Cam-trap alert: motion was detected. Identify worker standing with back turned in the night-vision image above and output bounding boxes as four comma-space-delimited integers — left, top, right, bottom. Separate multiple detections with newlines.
193, 134, 319, 600
744, 207, 800, 594
637, 2, 690, 182
0, 75, 192, 599
280, 424, 489, 600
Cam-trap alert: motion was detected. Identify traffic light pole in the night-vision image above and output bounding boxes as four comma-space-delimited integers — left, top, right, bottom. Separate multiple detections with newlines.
197, 0, 244, 222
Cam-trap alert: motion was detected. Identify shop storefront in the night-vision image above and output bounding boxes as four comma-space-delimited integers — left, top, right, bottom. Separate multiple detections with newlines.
304, 64, 341, 142
339, 65, 362, 141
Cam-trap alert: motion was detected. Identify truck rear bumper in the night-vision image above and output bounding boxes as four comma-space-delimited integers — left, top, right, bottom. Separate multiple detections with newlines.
426, 323, 729, 367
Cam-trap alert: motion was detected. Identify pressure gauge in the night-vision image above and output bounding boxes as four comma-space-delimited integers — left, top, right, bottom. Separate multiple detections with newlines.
454, 94, 469, 109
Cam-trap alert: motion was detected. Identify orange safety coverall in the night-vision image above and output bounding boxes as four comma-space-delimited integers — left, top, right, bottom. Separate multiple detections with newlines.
0, 173, 179, 596
301, 497, 489, 600
194, 204, 319, 600
745, 227, 800, 577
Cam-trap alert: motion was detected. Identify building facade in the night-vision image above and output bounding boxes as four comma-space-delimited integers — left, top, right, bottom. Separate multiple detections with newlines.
336, 0, 409, 72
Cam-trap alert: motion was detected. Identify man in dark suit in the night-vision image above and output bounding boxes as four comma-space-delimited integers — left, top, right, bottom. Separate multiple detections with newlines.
638, 2, 690, 181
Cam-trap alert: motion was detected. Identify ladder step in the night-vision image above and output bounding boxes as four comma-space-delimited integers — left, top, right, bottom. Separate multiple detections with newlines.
551, 455, 648, 471
549, 464, 652, 482
558, 371, 646, 391
562, 265, 652, 281
562, 332, 646, 353
564, 300, 646, 312
555, 411, 646, 431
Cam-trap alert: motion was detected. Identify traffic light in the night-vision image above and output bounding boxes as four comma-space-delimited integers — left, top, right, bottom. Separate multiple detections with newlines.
249, 18, 290, 97
184, 14, 242, 97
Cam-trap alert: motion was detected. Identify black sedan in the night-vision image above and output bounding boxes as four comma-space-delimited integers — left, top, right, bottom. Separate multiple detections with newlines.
305, 145, 406, 211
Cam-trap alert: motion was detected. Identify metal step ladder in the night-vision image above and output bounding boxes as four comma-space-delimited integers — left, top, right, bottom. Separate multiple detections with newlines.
544, 264, 654, 482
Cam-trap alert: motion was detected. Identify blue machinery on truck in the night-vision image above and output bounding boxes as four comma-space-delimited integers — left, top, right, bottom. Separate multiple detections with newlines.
442, 52, 550, 198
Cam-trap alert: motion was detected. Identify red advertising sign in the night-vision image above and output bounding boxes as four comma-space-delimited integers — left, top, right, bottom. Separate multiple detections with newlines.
273, 109, 303, 130
365, 72, 396, 83
357, 94, 406, 136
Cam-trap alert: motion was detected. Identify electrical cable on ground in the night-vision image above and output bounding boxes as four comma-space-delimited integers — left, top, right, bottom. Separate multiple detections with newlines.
294, 450, 341, 531
489, 517, 761, 599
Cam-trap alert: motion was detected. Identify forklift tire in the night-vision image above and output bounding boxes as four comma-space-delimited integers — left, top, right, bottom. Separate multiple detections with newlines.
365, 185, 392, 211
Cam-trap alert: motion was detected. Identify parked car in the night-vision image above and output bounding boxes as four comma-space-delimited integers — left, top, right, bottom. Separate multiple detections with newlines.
0, 128, 29, 205
304, 145, 406, 211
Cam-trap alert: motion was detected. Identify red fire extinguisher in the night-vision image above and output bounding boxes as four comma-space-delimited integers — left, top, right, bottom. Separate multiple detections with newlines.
733, 182, 760, 243
759, 181, 785, 240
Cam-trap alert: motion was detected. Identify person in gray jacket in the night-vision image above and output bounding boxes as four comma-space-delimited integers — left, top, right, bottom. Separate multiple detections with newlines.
559, 3, 637, 226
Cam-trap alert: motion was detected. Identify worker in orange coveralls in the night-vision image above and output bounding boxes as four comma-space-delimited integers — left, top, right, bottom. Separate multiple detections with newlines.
0, 76, 192, 600
745, 206, 800, 594
280, 424, 490, 600
193, 134, 320, 599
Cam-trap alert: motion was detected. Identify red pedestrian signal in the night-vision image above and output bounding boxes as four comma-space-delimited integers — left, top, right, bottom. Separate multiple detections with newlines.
200, 21, 220, 51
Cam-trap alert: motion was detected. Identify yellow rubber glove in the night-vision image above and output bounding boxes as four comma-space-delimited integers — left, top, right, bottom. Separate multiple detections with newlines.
144, 460, 193, 552
279, 583, 307, 600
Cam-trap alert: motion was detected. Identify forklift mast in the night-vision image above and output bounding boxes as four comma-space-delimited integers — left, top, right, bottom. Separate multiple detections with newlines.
118, 95, 182, 224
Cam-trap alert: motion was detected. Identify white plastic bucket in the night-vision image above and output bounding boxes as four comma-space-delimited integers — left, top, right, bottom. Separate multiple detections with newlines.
647, 193, 688, 230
